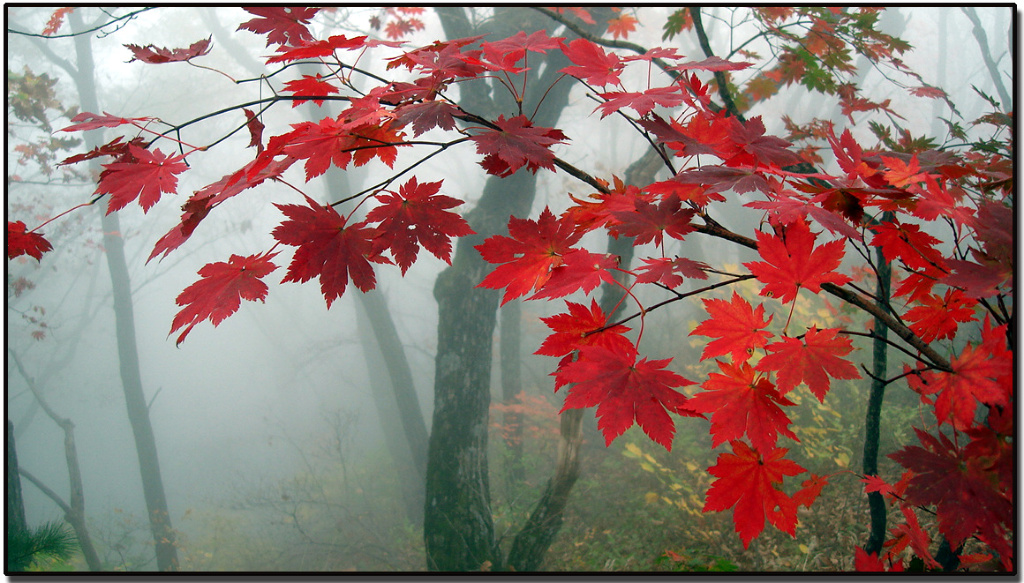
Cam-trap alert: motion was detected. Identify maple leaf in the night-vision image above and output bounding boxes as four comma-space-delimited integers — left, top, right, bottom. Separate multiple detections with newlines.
278, 116, 405, 180
688, 360, 798, 452
880, 154, 926, 187
556, 345, 698, 450
243, 108, 265, 153
744, 219, 852, 304
792, 474, 829, 509
610, 194, 695, 246
755, 327, 860, 401
529, 249, 619, 301
703, 440, 805, 548
273, 195, 387, 307
169, 252, 278, 345
126, 37, 212, 64
904, 288, 977, 343
674, 165, 772, 196
266, 35, 368, 64
282, 74, 341, 107
912, 321, 1012, 430
476, 208, 583, 305
535, 299, 634, 373
7, 221, 53, 261
671, 56, 753, 72
97, 144, 189, 214
854, 547, 904, 572
868, 220, 945, 272
596, 86, 687, 118
394, 100, 462, 136
61, 111, 149, 133
42, 7, 73, 36
633, 256, 708, 288
689, 291, 773, 362
889, 428, 1013, 550
606, 14, 639, 40
724, 116, 804, 168
364, 177, 474, 274
468, 115, 567, 177
480, 30, 563, 69
237, 7, 319, 47
559, 39, 624, 86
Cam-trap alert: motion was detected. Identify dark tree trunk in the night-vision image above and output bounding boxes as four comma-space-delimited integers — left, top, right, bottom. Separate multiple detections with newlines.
499, 301, 525, 484
66, 11, 178, 571
7, 420, 30, 568
424, 8, 613, 571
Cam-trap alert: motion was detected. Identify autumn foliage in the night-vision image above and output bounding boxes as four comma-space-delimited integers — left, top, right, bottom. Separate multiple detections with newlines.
10, 6, 1013, 572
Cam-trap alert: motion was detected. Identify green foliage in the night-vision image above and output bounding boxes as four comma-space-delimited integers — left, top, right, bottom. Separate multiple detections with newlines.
7, 520, 78, 572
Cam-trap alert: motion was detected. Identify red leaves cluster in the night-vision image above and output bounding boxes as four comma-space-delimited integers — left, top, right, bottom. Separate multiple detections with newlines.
39, 16, 1013, 566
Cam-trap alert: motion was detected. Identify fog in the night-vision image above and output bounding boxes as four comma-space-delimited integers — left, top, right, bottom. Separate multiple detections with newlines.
6, 6, 1011, 572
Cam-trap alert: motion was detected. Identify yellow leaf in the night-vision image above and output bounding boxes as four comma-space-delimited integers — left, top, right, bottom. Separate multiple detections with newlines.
644, 492, 660, 504
624, 442, 642, 457
834, 452, 850, 467
799, 544, 810, 554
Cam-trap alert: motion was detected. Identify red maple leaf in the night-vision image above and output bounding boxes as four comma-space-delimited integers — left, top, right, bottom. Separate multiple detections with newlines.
606, 14, 639, 40
277, 116, 405, 180
912, 319, 1012, 430
880, 154, 926, 187
61, 111, 149, 133
689, 291, 773, 362
97, 144, 189, 214
755, 327, 860, 401
272, 195, 387, 307
854, 547, 904, 572
703, 440, 805, 548
671, 56, 753, 72
282, 74, 341, 107
266, 34, 368, 64
169, 252, 278, 345
792, 473, 829, 509
394, 100, 462, 136
889, 428, 1013, 551
559, 38, 624, 86
868, 220, 945, 272
476, 208, 583, 305
596, 87, 686, 118
237, 7, 319, 47
529, 249, 619, 301
556, 345, 698, 450
633, 256, 709, 288
610, 194, 695, 246
535, 299, 634, 372
7, 221, 53, 261
364, 177, 474, 274
242, 108, 265, 153
480, 30, 563, 71
744, 219, 852, 303
688, 360, 798, 452
468, 115, 567, 177
903, 288, 977, 343
126, 37, 212, 64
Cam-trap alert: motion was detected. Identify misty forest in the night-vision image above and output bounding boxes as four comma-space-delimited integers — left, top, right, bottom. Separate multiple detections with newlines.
6, 6, 1014, 573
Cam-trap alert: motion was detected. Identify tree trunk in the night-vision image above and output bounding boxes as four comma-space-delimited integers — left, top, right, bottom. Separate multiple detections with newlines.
67, 11, 178, 571
424, 8, 613, 571
499, 301, 525, 484
7, 420, 30, 571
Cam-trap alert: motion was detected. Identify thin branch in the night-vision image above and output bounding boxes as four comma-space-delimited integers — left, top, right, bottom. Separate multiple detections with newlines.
18, 468, 72, 516
7, 8, 155, 39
